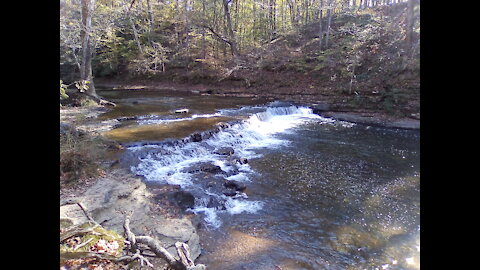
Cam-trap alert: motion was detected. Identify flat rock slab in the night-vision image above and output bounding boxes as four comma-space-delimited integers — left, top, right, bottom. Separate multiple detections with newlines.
321, 111, 420, 130
60, 170, 202, 261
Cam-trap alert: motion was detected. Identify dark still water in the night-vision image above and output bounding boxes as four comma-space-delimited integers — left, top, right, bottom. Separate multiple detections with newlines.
97, 89, 420, 270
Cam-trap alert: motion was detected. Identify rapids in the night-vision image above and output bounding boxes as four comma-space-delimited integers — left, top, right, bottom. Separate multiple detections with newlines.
97, 89, 420, 270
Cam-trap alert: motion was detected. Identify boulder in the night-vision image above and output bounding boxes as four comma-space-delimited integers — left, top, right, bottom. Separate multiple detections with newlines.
310, 103, 331, 114
213, 147, 235, 156
236, 158, 248, 165
224, 180, 247, 192
199, 163, 223, 174
60, 169, 203, 262
206, 197, 226, 210
172, 191, 196, 210
190, 133, 203, 142
223, 191, 238, 197
216, 122, 231, 129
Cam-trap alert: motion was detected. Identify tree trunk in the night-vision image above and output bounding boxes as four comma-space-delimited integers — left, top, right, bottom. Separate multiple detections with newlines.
123, 0, 144, 55
184, 0, 190, 51
325, 0, 333, 49
201, 0, 206, 58
405, 0, 415, 53
319, 0, 323, 50
222, 0, 239, 57
146, 0, 154, 44
80, 0, 97, 97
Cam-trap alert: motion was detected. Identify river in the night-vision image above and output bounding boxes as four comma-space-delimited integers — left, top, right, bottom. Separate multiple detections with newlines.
97, 89, 420, 270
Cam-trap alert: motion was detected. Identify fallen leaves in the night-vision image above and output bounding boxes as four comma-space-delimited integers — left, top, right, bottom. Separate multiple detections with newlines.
89, 239, 121, 256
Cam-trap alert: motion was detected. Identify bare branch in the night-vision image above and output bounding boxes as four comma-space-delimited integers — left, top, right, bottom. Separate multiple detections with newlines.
60, 199, 98, 225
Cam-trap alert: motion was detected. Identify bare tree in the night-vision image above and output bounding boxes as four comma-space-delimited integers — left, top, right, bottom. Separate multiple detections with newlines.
405, 0, 416, 53
319, 0, 324, 50
324, 0, 333, 49
222, 0, 239, 57
80, 0, 97, 97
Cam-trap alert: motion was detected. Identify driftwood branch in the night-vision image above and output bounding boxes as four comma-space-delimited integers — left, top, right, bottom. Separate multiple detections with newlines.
123, 215, 205, 270
61, 250, 152, 267
60, 199, 98, 225
81, 92, 117, 107
175, 242, 195, 268
60, 201, 205, 269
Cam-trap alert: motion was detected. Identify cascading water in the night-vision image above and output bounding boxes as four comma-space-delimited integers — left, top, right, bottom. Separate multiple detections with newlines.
98, 89, 419, 270
126, 105, 340, 228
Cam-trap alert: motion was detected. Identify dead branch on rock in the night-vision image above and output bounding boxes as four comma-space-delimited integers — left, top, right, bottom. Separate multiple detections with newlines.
175, 242, 195, 268
123, 215, 206, 270
60, 199, 98, 225
81, 92, 117, 107
61, 250, 152, 267
60, 200, 205, 269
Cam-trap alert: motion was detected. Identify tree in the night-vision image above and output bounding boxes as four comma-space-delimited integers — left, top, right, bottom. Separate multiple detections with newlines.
319, 0, 324, 50
405, 0, 416, 53
324, 0, 333, 49
80, 0, 97, 98
223, 0, 239, 57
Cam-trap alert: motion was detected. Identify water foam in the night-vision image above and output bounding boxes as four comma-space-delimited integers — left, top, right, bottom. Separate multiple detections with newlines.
128, 105, 333, 228
137, 112, 222, 125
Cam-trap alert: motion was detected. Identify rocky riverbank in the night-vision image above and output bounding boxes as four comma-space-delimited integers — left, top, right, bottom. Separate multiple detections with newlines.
60, 168, 203, 268
93, 80, 420, 130
59, 86, 419, 268
60, 106, 205, 269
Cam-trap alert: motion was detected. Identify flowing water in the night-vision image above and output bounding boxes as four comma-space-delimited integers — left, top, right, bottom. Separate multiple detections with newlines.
98, 89, 420, 270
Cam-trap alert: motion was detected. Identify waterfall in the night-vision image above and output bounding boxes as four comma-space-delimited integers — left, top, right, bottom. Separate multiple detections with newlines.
126, 105, 334, 228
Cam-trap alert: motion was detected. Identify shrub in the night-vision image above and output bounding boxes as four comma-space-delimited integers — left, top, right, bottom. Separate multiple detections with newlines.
60, 127, 108, 187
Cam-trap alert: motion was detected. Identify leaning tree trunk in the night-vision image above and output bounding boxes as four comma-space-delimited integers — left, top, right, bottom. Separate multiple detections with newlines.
80, 0, 97, 98
222, 0, 239, 58
79, 0, 116, 106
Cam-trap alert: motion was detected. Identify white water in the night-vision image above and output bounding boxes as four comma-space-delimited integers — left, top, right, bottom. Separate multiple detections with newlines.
137, 112, 222, 125
128, 105, 342, 228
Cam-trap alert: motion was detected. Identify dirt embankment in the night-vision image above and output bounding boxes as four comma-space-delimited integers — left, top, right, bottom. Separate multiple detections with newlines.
94, 78, 419, 130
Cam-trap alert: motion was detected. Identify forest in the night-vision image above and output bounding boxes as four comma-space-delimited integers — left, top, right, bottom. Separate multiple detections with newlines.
60, 0, 419, 116
60, 1, 420, 269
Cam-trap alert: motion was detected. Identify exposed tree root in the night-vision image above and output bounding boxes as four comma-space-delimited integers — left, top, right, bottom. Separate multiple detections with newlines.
81, 92, 117, 107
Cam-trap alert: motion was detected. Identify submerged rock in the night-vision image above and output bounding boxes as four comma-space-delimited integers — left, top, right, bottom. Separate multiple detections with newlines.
175, 108, 189, 114
181, 162, 226, 175
199, 163, 224, 174
224, 180, 247, 192
236, 158, 249, 164
172, 191, 196, 210
213, 147, 235, 156
223, 191, 238, 197
206, 196, 227, 210
116, 116, 138, 121
216, 122, 231, 129
190, 133, 203, 142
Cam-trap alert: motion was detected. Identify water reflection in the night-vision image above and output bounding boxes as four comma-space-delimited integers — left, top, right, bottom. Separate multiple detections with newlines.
97, 89, 420, 270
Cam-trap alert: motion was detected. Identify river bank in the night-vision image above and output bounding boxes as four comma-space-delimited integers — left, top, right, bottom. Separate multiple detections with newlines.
61, 90, 420, 269
93, 79, 420, 130
60, 106, 205, 269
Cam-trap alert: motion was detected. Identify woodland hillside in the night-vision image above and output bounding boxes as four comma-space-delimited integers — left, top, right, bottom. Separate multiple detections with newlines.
60, 0, 420, 116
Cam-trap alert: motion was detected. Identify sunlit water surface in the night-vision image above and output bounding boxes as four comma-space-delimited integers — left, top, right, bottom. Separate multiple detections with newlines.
97, 89, 420, 270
